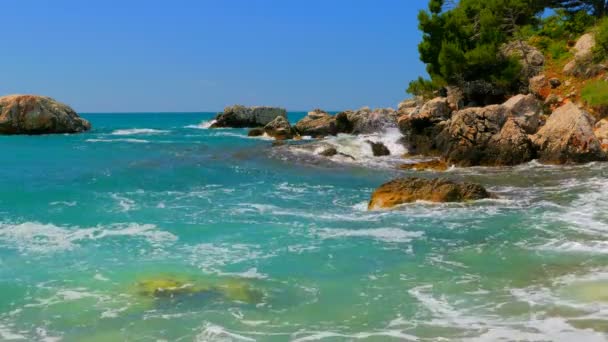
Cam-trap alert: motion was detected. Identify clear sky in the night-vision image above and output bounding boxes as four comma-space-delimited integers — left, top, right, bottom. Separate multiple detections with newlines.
0, 0, 428, 112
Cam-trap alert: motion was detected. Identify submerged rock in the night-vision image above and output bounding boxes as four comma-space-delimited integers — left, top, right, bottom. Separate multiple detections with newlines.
0, 94, 91, 135
532, 102, 606, 163
264, 116, 294, 140
247, 127, 265, 137
211, 105, 287, 128
367, 140, 390, 156
368, 177, 492, 210
399, 159, 449, 172
319, 147, 338, 157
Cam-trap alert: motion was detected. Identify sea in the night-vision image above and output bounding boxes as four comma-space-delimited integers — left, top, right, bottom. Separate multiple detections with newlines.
1, 112, 607, 341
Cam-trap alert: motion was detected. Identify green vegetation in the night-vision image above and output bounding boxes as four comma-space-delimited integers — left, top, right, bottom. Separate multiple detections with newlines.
594, 17, 608, 60
408, 0, 607, 100
581, 80, 608, 106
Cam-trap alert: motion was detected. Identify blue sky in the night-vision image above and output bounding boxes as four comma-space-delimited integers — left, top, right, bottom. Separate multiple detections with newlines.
0, 0, 428, 112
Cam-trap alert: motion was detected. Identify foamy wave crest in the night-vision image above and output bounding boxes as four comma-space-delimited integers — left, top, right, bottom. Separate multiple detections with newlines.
186, 120, 216, 130
196, 322, 255, 342
0, 222, 177, 253
86, 138, 149, 144
185, 243, 276, 275
316, 228, 423, 243
111, 128, 169, 136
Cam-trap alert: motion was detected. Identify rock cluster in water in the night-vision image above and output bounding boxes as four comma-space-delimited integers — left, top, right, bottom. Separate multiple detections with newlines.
0, 95, 91, 134
211, 105, 287, 128
368, 177, 492, 210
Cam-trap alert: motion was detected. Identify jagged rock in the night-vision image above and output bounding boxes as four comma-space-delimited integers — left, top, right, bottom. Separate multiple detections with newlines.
247, 127, 265, 137
398, 99, 418, 111
211, 105, 287, 128
446, 86, 464, 111
529, 74, 548, 97
532, 102, 606, 163
366, 141, 390, 156
399, 159, 449, 172
487, 118, 537, 165
595, 119, 608, 151
549, 78, 562, 89
574, 33, 596, 61
501, 41, 544, 78
563, 33, 603, 78
398, 97, 451, 155
0, 95, 91, 135
294, 109, 338, 137
346, 107, 398, 134
368, 177, 492, 210
319, 147, 338, 157
264, 116, 293, 140
502, 94, 541, 134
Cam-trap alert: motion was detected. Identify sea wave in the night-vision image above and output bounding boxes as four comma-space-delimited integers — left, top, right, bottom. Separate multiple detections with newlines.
110, 128, 169, 136
0, 222, 177, 253
185, 120, 216, 130
315, 227, 424, 243
86, 138, 150, 144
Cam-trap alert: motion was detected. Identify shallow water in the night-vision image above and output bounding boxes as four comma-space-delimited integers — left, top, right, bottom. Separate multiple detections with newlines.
1, 112, 608, 341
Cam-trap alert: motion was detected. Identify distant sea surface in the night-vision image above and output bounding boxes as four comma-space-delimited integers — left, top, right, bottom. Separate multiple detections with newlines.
1, 112, 608, 341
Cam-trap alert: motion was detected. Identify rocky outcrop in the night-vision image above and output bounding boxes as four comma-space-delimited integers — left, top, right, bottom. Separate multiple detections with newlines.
529, 74, 548, 97
368, 177, 492, 210
501, 41, 544, 78
211, 105, 287, 128
0, 95, 91, 135
502, 94, 541, 134
532, 102, 606, 163
294, 109, 339, 137
366, 141, 390, 156
563, 33, 605, 78
264, 116, 294, 140
595, 119, 608, 151
398, 97, 451, 155
346, 107, 398, 134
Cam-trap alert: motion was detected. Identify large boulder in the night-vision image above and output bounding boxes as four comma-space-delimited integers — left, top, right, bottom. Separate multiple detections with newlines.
264, 116, 294, 140
368, 177, 492, 210
563, 33, 604, 78
595, 119, 608, 151
529, 74, 548, 97
211, 105, 287, 128
294, 109, 339, 137
366, 141, 390, 156
346, 107, 398, 134
0, 95, 91, 135
486, 118, 537, 165
502, 94, 541, 134
398, 97, 451, 155
532, 102, 606, 163
500, 41, 544, 78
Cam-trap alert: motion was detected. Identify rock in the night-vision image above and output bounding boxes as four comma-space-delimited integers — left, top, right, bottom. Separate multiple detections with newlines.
319, 147, 338, 157
0, 95, 91, 135
264, 116, 293, 140
368, 177, 492, 210
346, 107, 398, 134
529, 74, 548, 96
247, 127, 265, 137
487, 118, 537, 165
398, 97, 451, 155
573, 33, 596, 61
399, 159, 449, 172
366, 141, 390, 156
532, 102, 606, 163
595, 119, 608, 151
294, 109, 338, 137
502, 94, 541, 134
544, 94, 561, 106
398, 99, 418, 111
446, 86, 464, 111
549, 78, 562, 89
211, 105, 287, 128
501, 41, 544, 78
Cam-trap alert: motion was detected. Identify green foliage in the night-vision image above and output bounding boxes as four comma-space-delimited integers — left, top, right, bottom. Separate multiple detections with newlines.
581, 80, 608, 106
407, 77, 443, 98
536, 9, 596, 39
594, 17, 608, 60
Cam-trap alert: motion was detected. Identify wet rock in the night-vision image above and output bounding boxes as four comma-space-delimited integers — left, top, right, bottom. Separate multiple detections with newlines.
0, 95, 91, 134
248, 127, 265, 137
264, 116, 293, 140
399, 159, 448, 172
319, 147, 338, 157
368, 177, 492, 210
532, 102, 606, 163
211, 105, 287, 128
366, 140, 390, 156
294, 109, 338, 137
502, 94, 541, 134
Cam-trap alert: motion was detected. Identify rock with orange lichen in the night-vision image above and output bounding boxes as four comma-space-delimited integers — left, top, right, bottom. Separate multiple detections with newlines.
0, 95, 91, 135
368, 177, 492, 210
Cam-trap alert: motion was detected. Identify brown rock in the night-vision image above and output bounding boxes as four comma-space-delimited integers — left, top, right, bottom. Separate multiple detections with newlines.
529, 74, 547, 97
502, 94, 541, 134
319, 147, 338, 157
532, 102, 606, 163
366, 141, 390, 156
368, 177, 492, 210
398, 97, 451, 155
248, 127, 265, 137
294, 109, 338, 137
399, 160, 449, 172
264, 116, 293, 140
211, 105, 287, 128
0, 95, 91, 135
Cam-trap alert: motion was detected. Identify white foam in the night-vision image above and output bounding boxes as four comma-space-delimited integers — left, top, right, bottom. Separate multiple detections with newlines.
0, 222, 177, 253
86, 138, 149, 144
110, 193, 137, 212
186, 120, 217, 129
110, 128, 169, 136
316, 228, 423, 243
196, 323, 255, 342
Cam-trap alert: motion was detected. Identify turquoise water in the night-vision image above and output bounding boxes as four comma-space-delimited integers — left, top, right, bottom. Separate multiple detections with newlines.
1, 113, 608, 341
